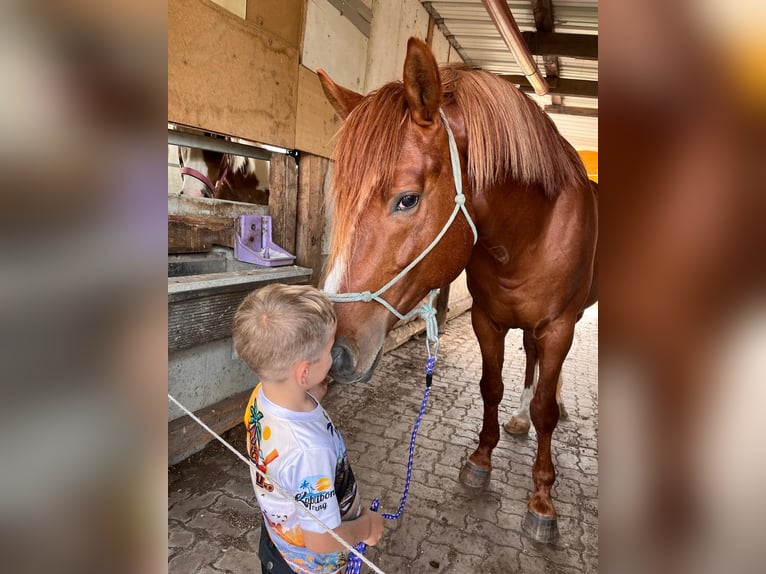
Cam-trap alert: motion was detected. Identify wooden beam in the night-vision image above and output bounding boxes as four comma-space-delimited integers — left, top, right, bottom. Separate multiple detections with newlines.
269, 152, 299, 256
521, 31, 598, 60
168, 215, 234, 254
436, 284, 451, 330
296, 154, 330, 286
531, 0, 554, 32
168, 388, 252, 464
501, 75, 598, 98
168, 266, 312, 351
544, 104, 599, 117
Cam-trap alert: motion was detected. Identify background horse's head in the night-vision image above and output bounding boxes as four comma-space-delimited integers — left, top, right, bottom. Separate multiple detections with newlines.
178, 147, 259, 199
318, 38, 477, 384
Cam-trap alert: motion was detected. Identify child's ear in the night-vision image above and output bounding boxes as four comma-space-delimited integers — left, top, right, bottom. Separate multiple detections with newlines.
293, 360, 310, 387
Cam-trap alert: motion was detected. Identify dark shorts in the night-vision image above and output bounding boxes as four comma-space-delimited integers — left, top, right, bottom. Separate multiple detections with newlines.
258, 526, 296, 574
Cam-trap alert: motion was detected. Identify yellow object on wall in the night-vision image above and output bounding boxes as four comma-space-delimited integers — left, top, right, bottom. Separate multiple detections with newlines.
578, 150, 598, 183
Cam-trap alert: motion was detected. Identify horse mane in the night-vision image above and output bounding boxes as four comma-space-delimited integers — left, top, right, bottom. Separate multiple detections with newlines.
328, 65, 589, 270
228, 154, 258, 176
440, 65, 589, 197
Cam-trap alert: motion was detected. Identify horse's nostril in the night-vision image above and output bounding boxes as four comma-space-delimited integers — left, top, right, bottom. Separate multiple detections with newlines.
331, 344, 354, 377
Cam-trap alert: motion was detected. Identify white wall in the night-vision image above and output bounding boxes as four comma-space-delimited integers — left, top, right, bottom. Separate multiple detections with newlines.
301, 0, 368, 92
302, 0, 463, 95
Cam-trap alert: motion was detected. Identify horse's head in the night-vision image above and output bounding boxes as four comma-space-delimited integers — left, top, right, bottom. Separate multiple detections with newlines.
318, 38, 476, 384
178, 147, 230, 198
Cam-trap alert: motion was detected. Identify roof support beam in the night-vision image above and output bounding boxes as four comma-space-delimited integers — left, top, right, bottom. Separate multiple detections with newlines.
521, 31, 598, 60
544, 104, 599, 117
501, 75, 599, 98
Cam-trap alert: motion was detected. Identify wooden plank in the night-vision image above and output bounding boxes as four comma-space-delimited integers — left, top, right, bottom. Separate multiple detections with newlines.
544, 104, 599, 117
168, 194, 268, 218
168, 388, 252, 464
501, 75, 598, 98
269, 152, 299, 255
365, 0, 429, 91
435, 283, 451, 330
296, 154, 330, 285
168, 0, 298, 148
169, 266, 313, 301
245, 0, 304, 47
521, 31, 598, 60
168, 267, 312, 350
169, 215, 235, 254
296, 66, 342, 158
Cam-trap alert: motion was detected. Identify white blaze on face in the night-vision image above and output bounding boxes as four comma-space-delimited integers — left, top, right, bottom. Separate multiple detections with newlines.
323, 254, 346, 295
180, 148, 210, 196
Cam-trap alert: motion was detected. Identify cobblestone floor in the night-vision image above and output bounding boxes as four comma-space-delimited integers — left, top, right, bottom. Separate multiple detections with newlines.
169, 306, 598, 573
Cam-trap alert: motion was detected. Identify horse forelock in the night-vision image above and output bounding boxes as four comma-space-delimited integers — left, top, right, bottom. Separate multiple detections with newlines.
327, 82, 410, 278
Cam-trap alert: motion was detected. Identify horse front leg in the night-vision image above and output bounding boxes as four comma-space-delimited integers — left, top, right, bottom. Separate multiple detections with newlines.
522, 319, 576, 543
459, 305, 508, 489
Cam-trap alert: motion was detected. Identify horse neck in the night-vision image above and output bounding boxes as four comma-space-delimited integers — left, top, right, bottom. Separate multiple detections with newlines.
470, 179, 589, 254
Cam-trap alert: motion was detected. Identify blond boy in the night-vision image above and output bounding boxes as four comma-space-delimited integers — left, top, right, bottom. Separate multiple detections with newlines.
234, 284, 384, 574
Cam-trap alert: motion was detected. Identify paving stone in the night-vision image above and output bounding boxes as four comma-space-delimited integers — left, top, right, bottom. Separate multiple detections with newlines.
169, 491, 221, 522
213, 547, 261, 573
168, 539, 221, 573
168, 528, 195, 550
167, 309, 598, 573
187, 510, 249, 539
480, 544, 522, 573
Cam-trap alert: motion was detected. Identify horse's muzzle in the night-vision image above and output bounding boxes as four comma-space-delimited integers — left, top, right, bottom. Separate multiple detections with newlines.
330, 341, 381, 384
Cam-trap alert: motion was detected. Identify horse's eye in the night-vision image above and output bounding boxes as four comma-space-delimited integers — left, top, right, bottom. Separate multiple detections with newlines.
395, 194, 420, 211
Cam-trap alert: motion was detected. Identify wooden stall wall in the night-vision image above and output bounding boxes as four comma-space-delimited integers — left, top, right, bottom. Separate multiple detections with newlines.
168, 0, 300, 148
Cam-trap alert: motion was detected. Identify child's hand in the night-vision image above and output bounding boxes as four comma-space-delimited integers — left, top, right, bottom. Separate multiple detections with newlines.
360, 508, 385, 546
312, 376, 331, 402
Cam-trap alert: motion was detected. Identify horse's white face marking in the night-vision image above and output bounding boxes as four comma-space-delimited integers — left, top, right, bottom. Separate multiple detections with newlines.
323, 254, 346, 295
179, 147, 210, 196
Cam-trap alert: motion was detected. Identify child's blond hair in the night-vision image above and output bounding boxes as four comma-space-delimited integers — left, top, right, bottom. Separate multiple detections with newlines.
233, 283, 336, 382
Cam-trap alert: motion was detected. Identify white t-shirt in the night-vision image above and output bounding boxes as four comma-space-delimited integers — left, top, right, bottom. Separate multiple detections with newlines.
244, 383, 360, 574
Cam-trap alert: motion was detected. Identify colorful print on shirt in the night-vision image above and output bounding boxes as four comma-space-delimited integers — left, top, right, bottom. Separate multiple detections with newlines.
244, 384, 359, 574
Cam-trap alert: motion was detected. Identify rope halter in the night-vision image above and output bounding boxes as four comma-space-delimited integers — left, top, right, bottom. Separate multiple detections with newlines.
178, 147, 230, 198
326, 109, 478, 356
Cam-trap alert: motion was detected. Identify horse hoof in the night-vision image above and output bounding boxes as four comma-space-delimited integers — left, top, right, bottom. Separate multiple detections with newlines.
522, 510, 559, 543
558, 402, 569, 419
503, 416, 531, 435
459, 459, 491, 489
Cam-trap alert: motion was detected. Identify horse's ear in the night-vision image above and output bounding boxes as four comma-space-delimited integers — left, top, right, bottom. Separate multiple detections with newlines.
317, 68, 364, 121
403, 37, 441, 127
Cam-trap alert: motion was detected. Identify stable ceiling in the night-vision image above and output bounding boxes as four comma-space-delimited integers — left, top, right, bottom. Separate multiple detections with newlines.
421, 0, 598, 151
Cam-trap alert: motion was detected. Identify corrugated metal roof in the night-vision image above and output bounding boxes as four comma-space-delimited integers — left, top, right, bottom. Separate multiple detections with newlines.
422, 0, 598, 150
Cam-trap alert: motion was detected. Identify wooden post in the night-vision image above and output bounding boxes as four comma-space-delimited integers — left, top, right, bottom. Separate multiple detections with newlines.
269, 152, 298, 255
296, 153, 330, 286
436, 283, 451, 329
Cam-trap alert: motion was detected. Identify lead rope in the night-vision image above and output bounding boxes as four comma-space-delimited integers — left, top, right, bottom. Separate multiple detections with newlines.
344, 350, 437, 574
330, 109, 468, 572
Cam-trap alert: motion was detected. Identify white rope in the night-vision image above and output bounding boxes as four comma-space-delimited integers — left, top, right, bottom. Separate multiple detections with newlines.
168, 394, 386, 574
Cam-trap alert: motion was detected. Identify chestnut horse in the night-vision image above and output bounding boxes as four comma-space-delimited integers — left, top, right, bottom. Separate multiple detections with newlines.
318, 38, 597, 543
